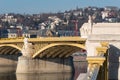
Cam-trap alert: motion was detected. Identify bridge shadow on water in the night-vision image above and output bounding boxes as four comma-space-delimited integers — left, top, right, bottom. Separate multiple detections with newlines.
109, 45, 120, 80
0, 53, 22, 61
0, 53, 22, 73
0, 52, 87, 80
34, 56, 75, 75
0, 54, 74, 80
0, 55, 87, 80
35, 56, 74, 66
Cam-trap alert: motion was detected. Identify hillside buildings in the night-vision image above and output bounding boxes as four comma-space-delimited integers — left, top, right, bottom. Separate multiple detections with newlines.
0, 6, 120, 38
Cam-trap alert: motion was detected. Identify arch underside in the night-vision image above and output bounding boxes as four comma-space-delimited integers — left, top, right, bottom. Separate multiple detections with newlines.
0, 45, 21, 55
0, 43, 86, 58
33, 43, 86, 58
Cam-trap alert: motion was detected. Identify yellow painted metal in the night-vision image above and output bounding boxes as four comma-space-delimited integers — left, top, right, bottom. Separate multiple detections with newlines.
0, 37, 86, 43
39, 48, 51, 58
0, 46, 20, 55
86, 56, 106, 80
14, 51, 21, 55
65, 48, 79, 58
0, 47, 5, 54
100, 42, 109, 47
0, 38, 23, 43
52, 46, 69, 58
29, 37, 86, 42
96, 47, 108, 54
0, 47, 10, 54
59, 46, 73, 58
87, 56, 105, 66
32, 43, 85, 58
104, 52, 108, 80
46, 46, 61, 58
4, 47, 14, 54
0, 37, 86, 58
95, 42, 109, 80
0, 44, 22, 51
9, 49, 19, 55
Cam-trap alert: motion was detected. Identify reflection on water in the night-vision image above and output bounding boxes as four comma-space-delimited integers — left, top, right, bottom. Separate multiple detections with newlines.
0, 62, 87, 80
16, 73, 73, 80
0, 73, 16, 80
0, 73, 73, 80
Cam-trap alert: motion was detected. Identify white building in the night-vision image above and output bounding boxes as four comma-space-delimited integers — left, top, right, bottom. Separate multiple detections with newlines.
1, 14, 17, 23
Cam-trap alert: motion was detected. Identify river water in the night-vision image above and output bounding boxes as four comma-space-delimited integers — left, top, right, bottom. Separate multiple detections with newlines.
0, 61, 87, 80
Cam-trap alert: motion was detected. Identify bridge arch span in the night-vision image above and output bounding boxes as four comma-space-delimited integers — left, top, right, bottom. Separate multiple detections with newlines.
0, 44, 22, 55
33, 43, 86, 58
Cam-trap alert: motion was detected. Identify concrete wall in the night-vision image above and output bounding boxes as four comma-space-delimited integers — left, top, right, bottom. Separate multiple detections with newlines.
16, 56, 74, 73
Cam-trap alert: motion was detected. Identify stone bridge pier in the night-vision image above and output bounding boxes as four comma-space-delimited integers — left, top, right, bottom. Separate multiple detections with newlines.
15, 37, 85, 73
0, 37, 86, 73
16, 56, 74, 73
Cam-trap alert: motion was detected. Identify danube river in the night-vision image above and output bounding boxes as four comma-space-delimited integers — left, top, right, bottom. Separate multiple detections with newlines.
0, 58, 87, 80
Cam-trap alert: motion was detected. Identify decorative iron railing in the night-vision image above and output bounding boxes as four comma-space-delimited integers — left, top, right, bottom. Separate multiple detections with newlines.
77, 42, 109, 80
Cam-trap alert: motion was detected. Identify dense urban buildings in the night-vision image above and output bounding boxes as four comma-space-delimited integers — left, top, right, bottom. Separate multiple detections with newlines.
0, 6, 120, 38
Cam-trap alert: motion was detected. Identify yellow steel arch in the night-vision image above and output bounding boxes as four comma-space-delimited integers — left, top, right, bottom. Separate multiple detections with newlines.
32, 43, 85, 58
0, 44, 22, 51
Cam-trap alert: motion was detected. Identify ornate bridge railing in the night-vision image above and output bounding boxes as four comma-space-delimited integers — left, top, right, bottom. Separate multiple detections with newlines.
77, 42, 109, 80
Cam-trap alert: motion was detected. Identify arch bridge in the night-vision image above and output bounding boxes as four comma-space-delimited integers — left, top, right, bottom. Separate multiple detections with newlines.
0, 37, 86, 58
0, 37, 86, 74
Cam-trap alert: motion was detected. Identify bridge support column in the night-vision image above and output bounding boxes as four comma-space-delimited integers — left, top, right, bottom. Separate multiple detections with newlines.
16, 56, 74, 73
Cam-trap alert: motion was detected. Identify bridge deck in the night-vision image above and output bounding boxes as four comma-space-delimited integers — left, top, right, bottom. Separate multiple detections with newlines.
0, 37, 86, 43
0, 37, 86, 58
